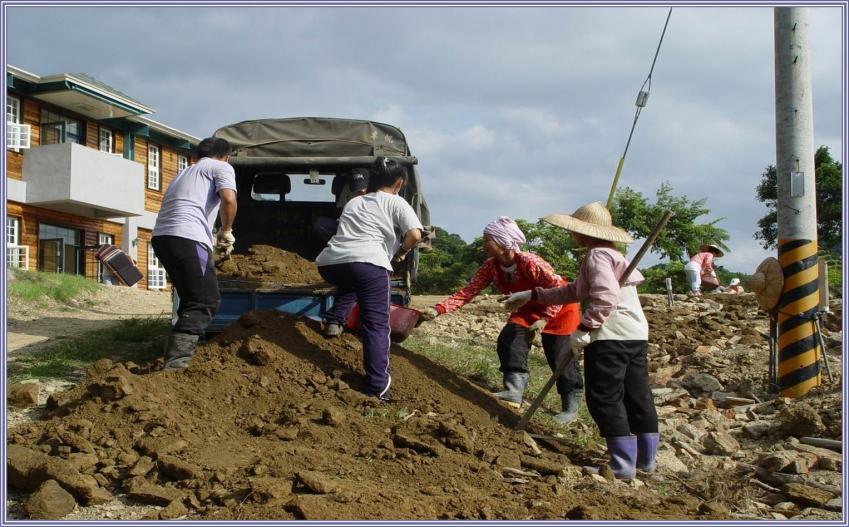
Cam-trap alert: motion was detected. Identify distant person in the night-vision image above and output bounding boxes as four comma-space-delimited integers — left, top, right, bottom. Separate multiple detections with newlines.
151, 137, 237, 370
313, 169, 370, 242
501, 202, 658, 480
684, 243, 724, 296
419, 216, 584, 424
726, 278, 744, 294
315, 157, 423, 401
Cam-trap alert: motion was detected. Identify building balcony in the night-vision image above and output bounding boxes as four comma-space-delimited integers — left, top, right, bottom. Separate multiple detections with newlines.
20, 142, 145, 218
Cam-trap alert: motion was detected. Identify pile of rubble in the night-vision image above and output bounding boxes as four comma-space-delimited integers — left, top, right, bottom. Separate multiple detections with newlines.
216, 245, 323, 284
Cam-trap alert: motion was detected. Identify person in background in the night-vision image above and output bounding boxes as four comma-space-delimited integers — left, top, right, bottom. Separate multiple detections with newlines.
316, 157, 423, 401
726, 278, 744, 294
683, 243, 724, 296
313, 169, 370, 242
151, 137, 237, 370
501, 202, 658, 480
419, 217, 583, 424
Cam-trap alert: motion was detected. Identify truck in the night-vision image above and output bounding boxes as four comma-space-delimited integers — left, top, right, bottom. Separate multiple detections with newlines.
202, 117, 431, 333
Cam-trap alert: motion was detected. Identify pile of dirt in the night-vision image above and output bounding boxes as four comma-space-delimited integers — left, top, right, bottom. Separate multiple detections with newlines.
216, 245, 323, 285
8, 311, 706, 521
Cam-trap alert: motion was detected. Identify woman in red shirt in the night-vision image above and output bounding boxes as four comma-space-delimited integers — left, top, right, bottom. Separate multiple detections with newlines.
420, 217, 583, 424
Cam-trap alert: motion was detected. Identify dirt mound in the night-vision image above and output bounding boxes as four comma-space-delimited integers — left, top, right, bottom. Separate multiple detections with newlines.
216, 245, 323, 285
8, 311, 703, 520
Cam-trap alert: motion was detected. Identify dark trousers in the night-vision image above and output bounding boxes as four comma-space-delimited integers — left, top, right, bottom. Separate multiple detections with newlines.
151, 236, 219, 336
319, 262, 391, 397
496, 323, 583, 394
584, 340, 658, 437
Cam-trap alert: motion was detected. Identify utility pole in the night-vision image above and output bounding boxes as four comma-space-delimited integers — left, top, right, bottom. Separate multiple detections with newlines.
773, 7, 820, 398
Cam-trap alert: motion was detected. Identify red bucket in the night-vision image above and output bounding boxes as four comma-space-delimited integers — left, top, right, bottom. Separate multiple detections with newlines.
345, 303, 421, 343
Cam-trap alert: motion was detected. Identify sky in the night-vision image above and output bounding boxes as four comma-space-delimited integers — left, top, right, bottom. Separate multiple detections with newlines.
5, 4, 845, 273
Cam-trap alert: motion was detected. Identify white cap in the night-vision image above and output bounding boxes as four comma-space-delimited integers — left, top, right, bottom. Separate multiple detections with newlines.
730, 278, 740, 286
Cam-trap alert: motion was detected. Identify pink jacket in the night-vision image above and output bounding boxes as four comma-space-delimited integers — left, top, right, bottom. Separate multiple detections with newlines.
689, 251, 714, 274
534, 247, 644, 331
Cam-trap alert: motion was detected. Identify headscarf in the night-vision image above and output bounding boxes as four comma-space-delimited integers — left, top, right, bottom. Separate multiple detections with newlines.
483, 216, 526, 251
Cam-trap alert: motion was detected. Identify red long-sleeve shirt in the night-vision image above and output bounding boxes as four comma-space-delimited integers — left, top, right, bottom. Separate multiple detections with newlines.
435, 251, 580, 335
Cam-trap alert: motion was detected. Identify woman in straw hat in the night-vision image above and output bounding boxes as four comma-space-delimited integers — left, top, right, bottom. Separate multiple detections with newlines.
683, 243, 724, 296
500, 202, 658, 480
419, 216, 584, 424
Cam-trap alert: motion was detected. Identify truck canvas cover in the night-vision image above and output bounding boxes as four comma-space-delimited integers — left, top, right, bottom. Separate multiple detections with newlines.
214, 117, 430, 226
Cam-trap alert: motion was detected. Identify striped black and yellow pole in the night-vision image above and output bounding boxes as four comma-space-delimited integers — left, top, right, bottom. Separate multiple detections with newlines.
774, 7, 820, 398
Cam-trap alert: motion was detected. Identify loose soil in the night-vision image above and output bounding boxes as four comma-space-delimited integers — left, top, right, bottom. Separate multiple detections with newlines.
7, 285, 843, 520
216, 245, 323, 285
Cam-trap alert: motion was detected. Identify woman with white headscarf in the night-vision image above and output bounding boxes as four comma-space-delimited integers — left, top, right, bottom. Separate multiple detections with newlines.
420, 217, 584, 423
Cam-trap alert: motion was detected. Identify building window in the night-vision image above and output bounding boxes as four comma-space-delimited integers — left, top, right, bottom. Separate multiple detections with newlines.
97, 233, 115, 284
147, 244, 167, 290
7, 216, 20, 245
7, 96, 20, 124
99, 127, 113, 153
6, 96, 30, 151
6, 216, 28, 270
40, 108, 83, 145
37, 223, 83, 275
147, 145, 160, 190
178, 155, 188, 173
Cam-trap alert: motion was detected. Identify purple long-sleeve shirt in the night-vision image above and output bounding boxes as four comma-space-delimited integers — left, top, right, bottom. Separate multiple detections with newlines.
533, 247, 644, 331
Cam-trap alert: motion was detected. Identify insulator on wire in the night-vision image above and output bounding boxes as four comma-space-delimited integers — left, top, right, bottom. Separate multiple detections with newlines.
635, 90, 650, 108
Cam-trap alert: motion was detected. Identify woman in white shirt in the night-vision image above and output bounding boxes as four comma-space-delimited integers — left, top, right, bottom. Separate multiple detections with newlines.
316, 157, 423, 401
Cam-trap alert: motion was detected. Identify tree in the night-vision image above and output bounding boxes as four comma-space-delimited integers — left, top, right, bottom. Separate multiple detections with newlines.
611, 182, 730, 262
754, 145, 842, 254
515, 219, 579, 279
414, 227, 478, 294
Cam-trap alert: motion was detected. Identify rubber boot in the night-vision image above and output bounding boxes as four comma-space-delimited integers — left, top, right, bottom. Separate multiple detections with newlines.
605, 435, 638, 480
553, 390, 582, 425
636, 433, 660, 473
163, 333, 199, 370
493, 372, 528, 405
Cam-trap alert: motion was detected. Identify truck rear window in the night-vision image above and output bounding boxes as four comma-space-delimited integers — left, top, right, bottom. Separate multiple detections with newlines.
249, 172, 337, 203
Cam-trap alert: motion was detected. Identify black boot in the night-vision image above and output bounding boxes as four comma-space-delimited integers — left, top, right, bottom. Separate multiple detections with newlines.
163, 333, 199, 370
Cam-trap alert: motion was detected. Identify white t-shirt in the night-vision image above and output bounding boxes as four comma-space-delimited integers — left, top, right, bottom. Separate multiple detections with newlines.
316, 191, 423, 271
152, 157, 237, 250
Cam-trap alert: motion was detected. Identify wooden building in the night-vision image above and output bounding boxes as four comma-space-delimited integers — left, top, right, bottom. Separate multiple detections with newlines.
6, 65, 200, 291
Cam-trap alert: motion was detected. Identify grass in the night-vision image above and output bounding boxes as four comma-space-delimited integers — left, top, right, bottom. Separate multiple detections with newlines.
8, 317, 171, 383
8, 269, 100, 304
403, 333, 601, 444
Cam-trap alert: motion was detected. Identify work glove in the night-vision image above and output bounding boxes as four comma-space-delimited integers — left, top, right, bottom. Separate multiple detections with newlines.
498, 290, 532, 311
215, 229, 235, 256
392, 249, 409, 264
527, 318, 547, 344
710, 270, 717, 278
569, 330, 591, 356
419, 306, 440, 322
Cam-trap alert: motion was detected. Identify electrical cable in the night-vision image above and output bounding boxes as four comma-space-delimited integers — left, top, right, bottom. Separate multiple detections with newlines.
606, 7, 673, 209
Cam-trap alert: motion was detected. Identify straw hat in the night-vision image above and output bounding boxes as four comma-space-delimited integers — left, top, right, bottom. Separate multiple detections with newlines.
700, 243, 725, 257
747, 257, 783, 311
543, 202, 634, 244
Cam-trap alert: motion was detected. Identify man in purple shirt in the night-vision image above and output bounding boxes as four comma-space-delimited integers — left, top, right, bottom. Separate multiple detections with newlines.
152, 137, 237, 370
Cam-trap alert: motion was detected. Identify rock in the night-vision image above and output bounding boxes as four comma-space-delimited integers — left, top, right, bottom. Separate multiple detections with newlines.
786, 458, 809, 475
776, 403, 826, 437
322, 407, 345, 426
46, 391, 75, 411
704, 430, 740, 456
250, 477, 293, 503
759, 451, 796, 472
825, 498, 842, 511
156, 455, 204, 480
743, 421, 774, 439
656, 448, 689, 473
519, 455, 565, 476
128, 456, 155, 477
7, 444, 49, 491
698, 501, 729, 517
784, 482, 834, 508
682, 373, 723, 395
125, 480, 185, 505
297, 470, 341, 494
8, 382, 39, 407
774, 501, 797, 513
392, 433, 441, 457
159, 499, 188, 519
24, 480, 76, 519
134, 437, 188, 458
6, 444, 110, 505
438, 421, 475, 453
493, 452, 521, 469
